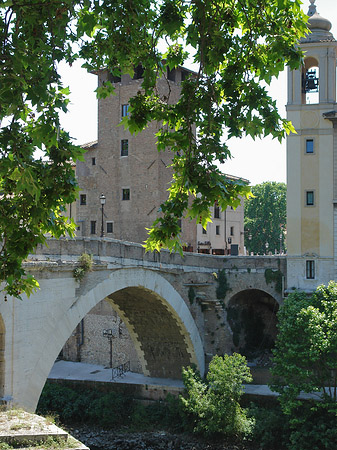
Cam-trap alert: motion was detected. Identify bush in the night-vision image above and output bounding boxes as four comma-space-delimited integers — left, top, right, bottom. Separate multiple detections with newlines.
73, 253, 93, 281
287, 401, 337, 450
248, 403, 289, 449
37, 382, 185, 431
37, 383, 132, 427
271, 282, 337, 450
180, 354, 254, 438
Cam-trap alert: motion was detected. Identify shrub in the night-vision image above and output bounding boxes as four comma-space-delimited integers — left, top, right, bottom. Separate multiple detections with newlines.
287, 402, 337, 450
37, 382, 185, 431
180, 354, 254, 438
37, 383, 132, 426
73, 253, 93, 281
271, 282, 337, 449
248, 403, 289, 449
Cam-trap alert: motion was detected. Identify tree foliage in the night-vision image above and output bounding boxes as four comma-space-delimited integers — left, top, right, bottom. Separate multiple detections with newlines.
271, 282, 337, 406
244, 181, 286, 255
270, 282, 337, 449
181, 354, 253, 437
0, 0, 308, 297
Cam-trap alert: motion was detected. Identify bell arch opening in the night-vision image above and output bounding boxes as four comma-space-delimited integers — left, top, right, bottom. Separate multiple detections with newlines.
302, 57, 319, 105
226, 289, 279, 362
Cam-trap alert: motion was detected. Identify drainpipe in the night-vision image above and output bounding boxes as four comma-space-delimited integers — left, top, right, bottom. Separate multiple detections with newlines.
76, 319, 84, 362
224, 208, 227, 254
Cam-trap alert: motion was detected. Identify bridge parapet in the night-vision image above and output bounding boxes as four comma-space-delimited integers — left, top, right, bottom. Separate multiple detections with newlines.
31, 237, 286, 274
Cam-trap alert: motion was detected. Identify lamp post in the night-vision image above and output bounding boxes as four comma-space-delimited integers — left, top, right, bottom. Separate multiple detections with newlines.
100, 193, 106, 238
279, 232, 283, 254
242, 231, 253, 254
265, 242, 269, 255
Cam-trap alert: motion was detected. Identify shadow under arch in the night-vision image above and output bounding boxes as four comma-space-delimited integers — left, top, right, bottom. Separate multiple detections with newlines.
106, 285, 197, 379
30, 267, 204, 411
226, 288, 279, 360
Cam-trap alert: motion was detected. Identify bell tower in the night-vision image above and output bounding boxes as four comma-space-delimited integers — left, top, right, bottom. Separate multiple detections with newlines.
287, 0, 337, 291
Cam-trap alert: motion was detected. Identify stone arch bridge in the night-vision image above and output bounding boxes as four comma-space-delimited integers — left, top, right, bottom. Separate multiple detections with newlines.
0, 238, 286, 411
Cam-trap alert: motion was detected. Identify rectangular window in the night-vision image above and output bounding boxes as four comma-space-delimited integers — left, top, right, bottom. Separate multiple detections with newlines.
214, 205, 220, 219
230, 226, 234, 236
306, 260, 315, 279
133, 65, 144, 79
202, 227, 207, 235
108, 72, 121, 83
92, 157, 96, 165
181, 70, 189, 82
306, 139, 314, 154
167, 67, 176, 82
121, 104, 129, 117
177, 219, 182, 231
216, 225, 220, 235
90, 221, 96, 235
107, 222, 113, 233
121, 139, 128, 156
80, 194, 86, 205
122, 188, 130, 201
306, 190, 314, 206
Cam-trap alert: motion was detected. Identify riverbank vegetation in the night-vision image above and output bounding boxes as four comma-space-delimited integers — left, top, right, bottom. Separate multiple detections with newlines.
37, 380, 287, 449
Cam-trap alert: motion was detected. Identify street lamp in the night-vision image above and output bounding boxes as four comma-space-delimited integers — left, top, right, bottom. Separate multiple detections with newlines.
279, 232, 283, 254
100, 193, 106, 237
265, 242, 269, 254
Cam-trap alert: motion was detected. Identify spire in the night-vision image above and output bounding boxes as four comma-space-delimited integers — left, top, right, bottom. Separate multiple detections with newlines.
308, 0, 316, 17
302, 0, 335, 42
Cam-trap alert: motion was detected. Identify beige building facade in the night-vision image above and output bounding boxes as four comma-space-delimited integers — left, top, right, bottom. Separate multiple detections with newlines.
286, 0, 337, 291
197, 192, 246, 256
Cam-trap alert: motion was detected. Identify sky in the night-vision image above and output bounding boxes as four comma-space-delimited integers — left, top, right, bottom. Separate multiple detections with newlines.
59, 0, 337, 186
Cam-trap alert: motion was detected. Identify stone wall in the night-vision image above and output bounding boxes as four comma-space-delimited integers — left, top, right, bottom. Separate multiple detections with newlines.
62, 299, 142, 373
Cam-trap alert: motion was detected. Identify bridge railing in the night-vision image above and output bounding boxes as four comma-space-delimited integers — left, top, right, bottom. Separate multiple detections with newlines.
111, 361, 130, 380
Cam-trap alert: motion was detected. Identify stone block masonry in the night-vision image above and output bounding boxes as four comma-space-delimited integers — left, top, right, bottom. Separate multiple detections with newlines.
0, 237, 285, 411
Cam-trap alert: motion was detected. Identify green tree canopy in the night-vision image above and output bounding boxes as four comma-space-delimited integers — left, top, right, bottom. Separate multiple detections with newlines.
244, 181, 286, 255
0, 0, 307, 297
270, 282, 337, 449
271, 283, 337, 405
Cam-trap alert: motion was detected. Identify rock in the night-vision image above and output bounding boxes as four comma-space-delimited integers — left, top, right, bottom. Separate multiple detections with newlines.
65, 425, 254, 450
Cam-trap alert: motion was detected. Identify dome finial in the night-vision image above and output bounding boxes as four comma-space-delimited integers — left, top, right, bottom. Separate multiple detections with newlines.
308, 0, 316, 17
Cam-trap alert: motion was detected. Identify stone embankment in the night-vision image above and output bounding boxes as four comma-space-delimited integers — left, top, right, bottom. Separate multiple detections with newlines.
0, 409, 88, 450
69, 425, 253, 450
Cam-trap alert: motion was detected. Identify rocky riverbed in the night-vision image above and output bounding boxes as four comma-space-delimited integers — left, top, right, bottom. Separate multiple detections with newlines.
68, 425, 256, 450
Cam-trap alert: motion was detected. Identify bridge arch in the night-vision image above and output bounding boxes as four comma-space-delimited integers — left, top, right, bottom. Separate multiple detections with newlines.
27, 267, 204, 411
226, 289, 279, 359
